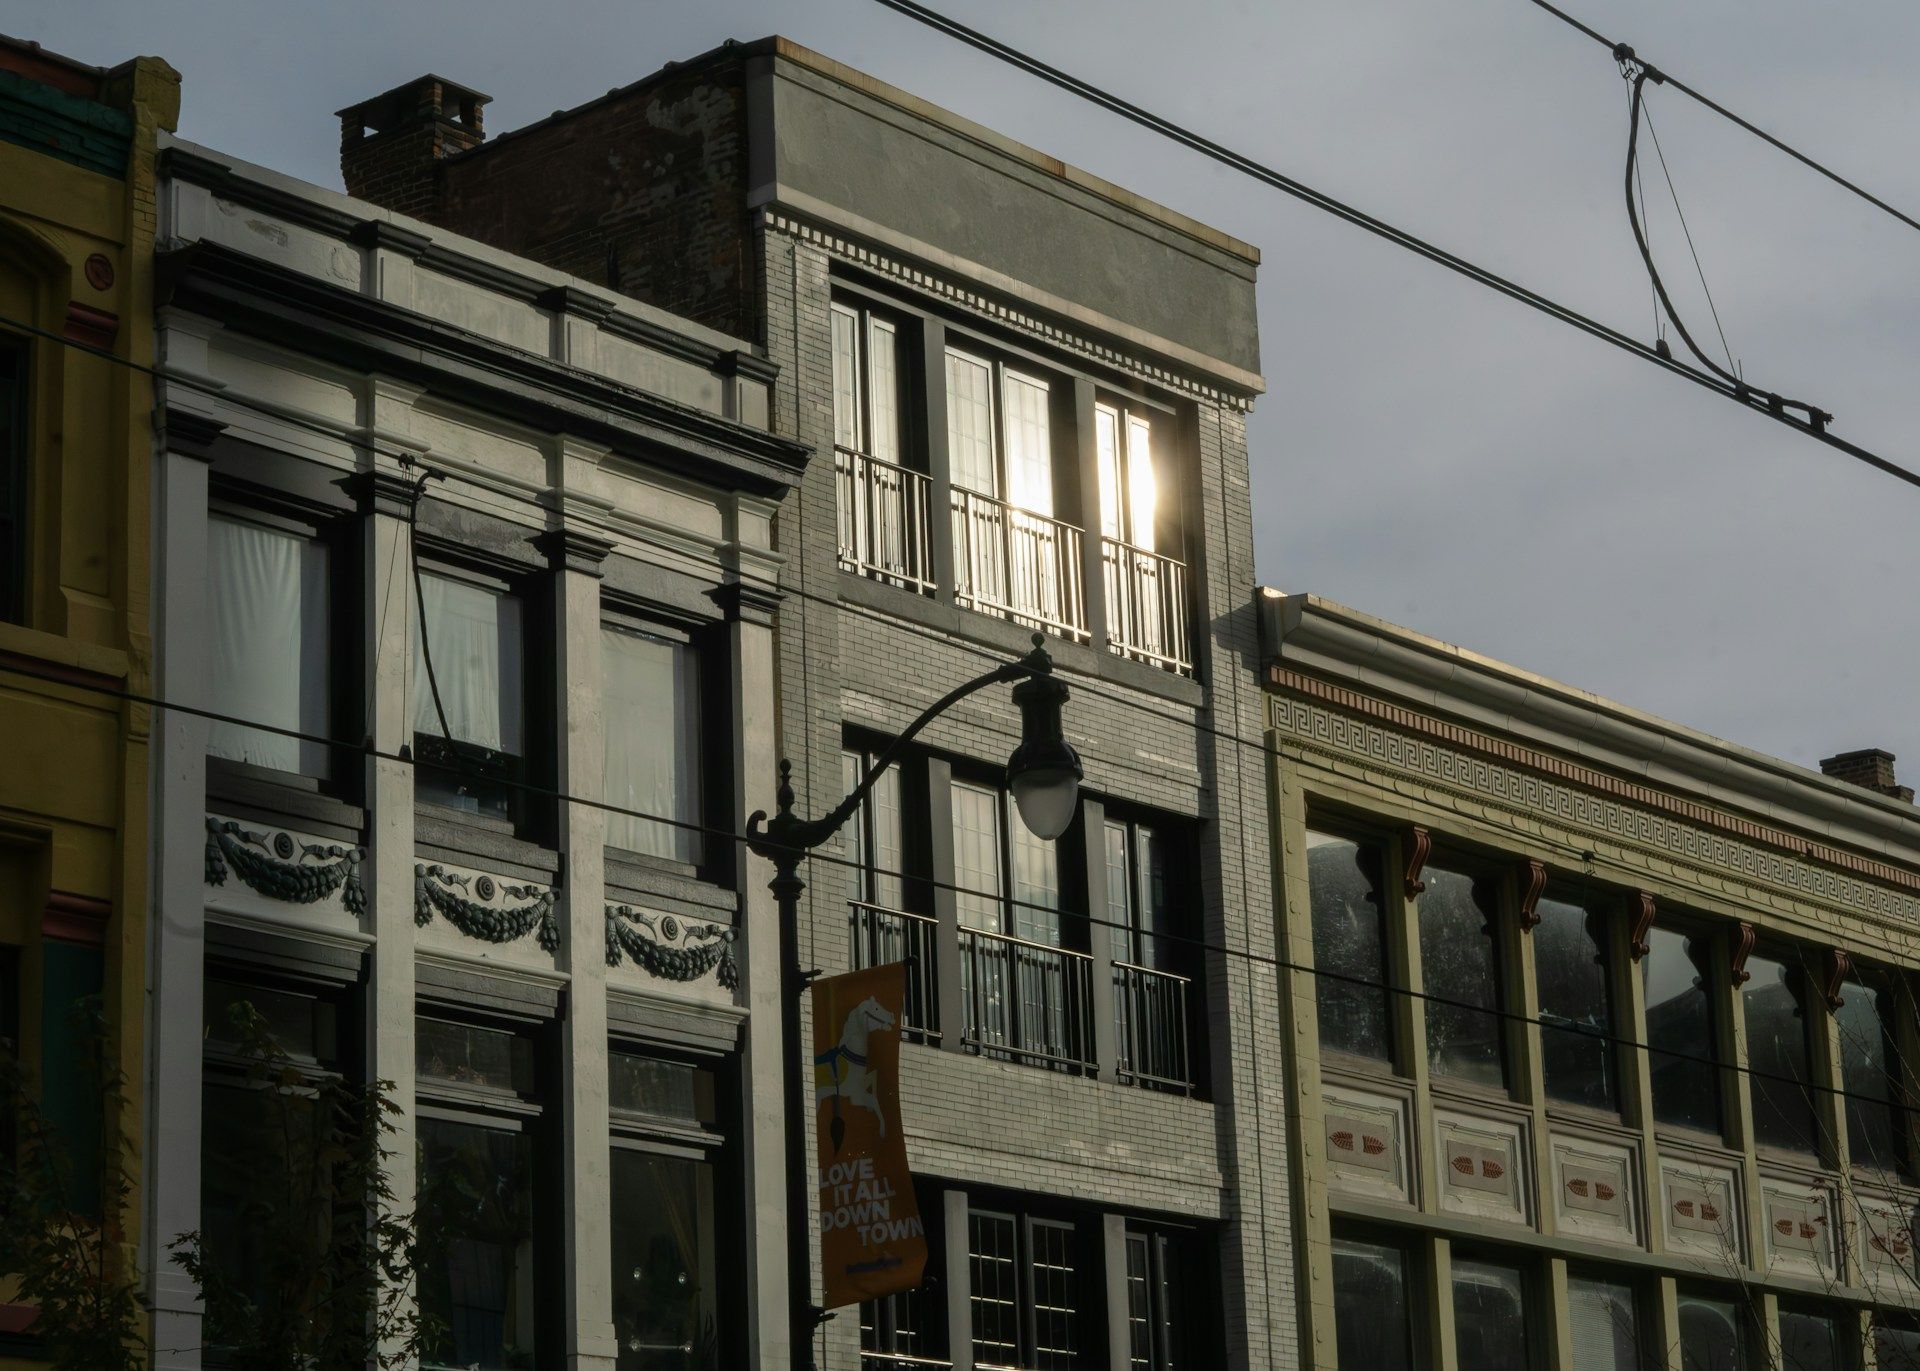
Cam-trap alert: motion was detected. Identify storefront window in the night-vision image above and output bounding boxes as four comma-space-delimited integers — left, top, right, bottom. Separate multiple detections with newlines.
1534, 891, 1615, 1111
1419, 863, 1507, 1088
1744, 950, 1819, 1154
1308, 829, 1393, 1062
1452, 1253, 1529, 1371
1330, 1232, 1411, 1369
1643, 927, 1721, 1134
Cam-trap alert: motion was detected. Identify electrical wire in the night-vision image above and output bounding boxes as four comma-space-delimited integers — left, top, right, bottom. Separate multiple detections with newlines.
864, 0, 1920, 490
1642, 101, 1735, 376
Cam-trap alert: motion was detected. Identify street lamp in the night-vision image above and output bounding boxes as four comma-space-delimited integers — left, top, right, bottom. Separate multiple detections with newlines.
744, 633, 1079, 1366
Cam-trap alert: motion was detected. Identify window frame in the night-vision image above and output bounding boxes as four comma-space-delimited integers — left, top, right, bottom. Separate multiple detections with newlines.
1837, 959, 1913, 1181
0, 336, 27, 624
944, 342, 1060, 516
949, 771, 1070, 949
1531, 882, 1623, 1118
965, 1203, 1088, 1370
1304, 818, 1400, 1073
1741, 941, 1824, 1160
1092, 394, 1180, 563
1328, 1221, 1422, 1371
1640, 917, 1728, 1142
830, 297, 914, 470
1415, 848, 1515, 1095
1448, 1246, 1537, 1371
599, 612, 706, 873
1564, 1264, 1647, 1371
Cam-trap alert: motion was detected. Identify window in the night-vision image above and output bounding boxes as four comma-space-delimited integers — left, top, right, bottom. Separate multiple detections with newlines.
0, 340, 23, 623
1567, 1270, 1640, 1371
1331, 1231, 1412, 1371
1534, 889, 1616, 1112
1306, 827, 1393, 1064
413, 568, 526, 820
946, 348, 1054, 513
1106, 816, 1192, 1090
607, 1050, 725, 1371
832, 301, 908, 466
860, 1194, 947, 1371
1837, 965, 1907, 1176
1451, 1253, 1530, 1371
1744, 949, 1819, 1154
1779, 1303, 1848, 1371
1643, 926, 1721, 1134
844, 747, 905, 912
206, 513, 334, 777
602, 625, 701, 865
968, 1209, 1083, 1371
1419, 861, 1507, 1088
1676, 1289, 1750, 1371
1879, 1315, 1920, 1371
1095, 401, 1159, 554
0, 948, 14, 1167
416, 1016, 544, 1371
1123, 1226, 1215, 1370
950, 777, 1060, 944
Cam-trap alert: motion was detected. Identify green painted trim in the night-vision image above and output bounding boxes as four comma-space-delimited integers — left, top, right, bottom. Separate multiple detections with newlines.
0, 70, 131, 177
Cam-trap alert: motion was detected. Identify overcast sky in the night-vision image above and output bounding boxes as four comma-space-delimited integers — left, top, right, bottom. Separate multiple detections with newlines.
22, 0, 1919, 776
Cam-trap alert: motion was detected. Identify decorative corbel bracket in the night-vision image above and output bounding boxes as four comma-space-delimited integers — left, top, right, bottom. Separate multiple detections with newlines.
1825, 948, 1854, 1012
1402, 826, 1431, 899
1517, 860, 1547, 932
1629, 892, 1657, 962
1731, 922, 1757, 986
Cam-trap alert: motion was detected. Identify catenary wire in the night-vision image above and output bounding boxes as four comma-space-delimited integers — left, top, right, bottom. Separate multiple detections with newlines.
862, 0, 1920, 489
1642, 101, 1735, 375
4, 650, 1912, 1120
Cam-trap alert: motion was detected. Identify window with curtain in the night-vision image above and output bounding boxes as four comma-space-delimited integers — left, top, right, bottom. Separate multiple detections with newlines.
1676, 1289, 1749, 1371
1452, 1253, 1530, 1371
1331, 1231, 1412, 1370
1307, 827, 1394, 1064
602, 625, 701, 865
1778, 1303, 1848, 1371
1567, 1270, 1640, 1371
207, 513, 333, 777
1836, 965, 1908, 1176
608, 1050, 724, 1371
1643, 925, 1722, 1134
1419, 861, 1508, 1089
416, 1018, 544, 1371
1534, 889, 1616, 1112
1744, 949, 1819, 1155
0, 340, 24, 625
830, 300, 906, 464
413, 569, 525, 819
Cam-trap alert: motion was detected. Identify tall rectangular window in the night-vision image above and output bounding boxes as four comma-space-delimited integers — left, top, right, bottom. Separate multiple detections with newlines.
1643, 925, 1721, 1134
1778, 1303, 1847, 1371
1534, 889, 1616, 1111
1105, 818, 1174, 970
1307, 828, 1393, 1064
831, 301, 906, 464
413, 569, 525, 820
1677, 1288, 1750, 1371
1836, 965, 1907, 1176
602, 625, 701, 865
968, 1209, 1082, 1370
1744, 949, 1818, 1155
1878, 1316, 1920, 1371
1123, 1227, 1214, 1369
946, 351, 998, 498
207, 513, 333, 777
0, 340, 23, 624
1419, 861, 1507, 1088
1095, 403, 1159, 552
1331, 1230, 1412, 1370
951, 778, 1005, 933
607, 1050, 724, 1371
1567, 1270, 1640, 1371
1452, 1253, 1531, 1371
944, 346, 1055, 513
843, 748, 904, 910
416, 1017, 543, 1371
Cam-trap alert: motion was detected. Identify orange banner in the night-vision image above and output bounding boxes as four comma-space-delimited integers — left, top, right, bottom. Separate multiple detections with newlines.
813, 962, 927, 1309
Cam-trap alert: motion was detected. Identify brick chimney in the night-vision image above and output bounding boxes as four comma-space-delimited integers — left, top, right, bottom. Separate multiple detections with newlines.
1819, 748, 1915, 803
336, 75, 489, 219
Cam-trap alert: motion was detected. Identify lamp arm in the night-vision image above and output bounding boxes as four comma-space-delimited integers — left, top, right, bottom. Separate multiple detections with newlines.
746, 642, 1049, 862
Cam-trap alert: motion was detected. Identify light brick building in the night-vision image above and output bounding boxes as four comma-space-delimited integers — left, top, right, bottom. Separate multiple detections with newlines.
337, 38, 1291, 1370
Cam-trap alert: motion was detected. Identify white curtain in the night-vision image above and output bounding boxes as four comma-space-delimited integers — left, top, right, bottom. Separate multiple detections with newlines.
602, 627, 699, 863
1095, 405, 1124, 540
945, 350, 997, 497
831, 305, 861, 451
1125, 412, 1157, 551
413, 572, 522, 754
207, 515, 329, 775
1002, 370, 1053, 516
867, 317, 903, 464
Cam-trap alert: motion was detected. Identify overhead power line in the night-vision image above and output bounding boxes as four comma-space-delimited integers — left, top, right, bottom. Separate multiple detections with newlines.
865, 0, 1920, 491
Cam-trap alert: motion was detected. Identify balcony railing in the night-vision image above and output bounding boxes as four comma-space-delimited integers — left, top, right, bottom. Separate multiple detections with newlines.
958, 926, 1095, 1073
1113, 961, 1194, 1093
1102, 538, 1193, 674
951, 489, 1089, 642
836, 447, 936, 594
861, 1356, 954, 1371
848, 900, 941, 1042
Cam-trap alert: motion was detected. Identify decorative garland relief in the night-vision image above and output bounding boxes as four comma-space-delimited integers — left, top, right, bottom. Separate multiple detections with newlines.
205, 816, 366, 913
605, 904, 738, 990
414, 864, 558, 952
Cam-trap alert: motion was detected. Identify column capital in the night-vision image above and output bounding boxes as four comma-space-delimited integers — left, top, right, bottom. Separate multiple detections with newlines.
347, 468, 423, 520
536, 526, 615, 578
712, 577, 783, 626
159, 406, 227, 462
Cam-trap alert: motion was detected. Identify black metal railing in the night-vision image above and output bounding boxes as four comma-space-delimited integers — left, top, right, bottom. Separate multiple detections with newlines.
951, 488, 1089, 642
836, 447, 937, 594
1101, 537, 1193, 674
1113, 961, 1194, 1093
957, 927, 1095, 1073
849, 900, 941, 1042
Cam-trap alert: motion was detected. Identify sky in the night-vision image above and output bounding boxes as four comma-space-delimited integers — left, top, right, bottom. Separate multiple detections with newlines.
21, 0, 1920, 776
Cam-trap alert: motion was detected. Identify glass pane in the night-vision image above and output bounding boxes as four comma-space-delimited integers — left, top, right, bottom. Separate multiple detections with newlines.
831, 305, 861, 451
968, 1211, 1019, 1365
1745, 951, 1818, 1154
1002, 370, 1053, 516
1677, 1291, 1748, 1371
1095, 405, 1123, 540
843, 751, 866, 903
867, 318, 903, 464
1331, 1234, 1410, 1370
414, 571, 524, 810
1420, 864, 1507, 1087
204, 979, 336, 1064
869, 759, 904, 911
945, 351, 997, 497
1568, 1273, 1639, 1371
418, 1117, 538, 1370
607, 1052, 713, 1125
1643, 927, 1721, 1133
950, 780, 1003, 933
1307, 830, 1393, 1062
1010, 819, 1060, 946
1535, 893, 1616, 1111
1837, 972, 1904, 1174
200, 1079, 323, 1324
1124, 1233, 1153, 1370
416, 1018, 535, 1095
1105, 821, 1134, 965
1452, 1255, 1529, 1371
1879, 1320, 1920, 1371
603, 627, 700, 864
610, 1150, 718, 1371
1028, 1219, 1079, 1370
207, 515, 331, 775
1125, 413, 1157, 552
1779, 1305, 1844, 1371
1134, 827, 1173, 973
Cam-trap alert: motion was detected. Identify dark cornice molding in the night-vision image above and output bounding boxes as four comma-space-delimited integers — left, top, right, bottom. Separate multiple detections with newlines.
711, 577, 783, 626
160, 406, 229, 461
536, 526, 615, 577
157, 241, 810, 497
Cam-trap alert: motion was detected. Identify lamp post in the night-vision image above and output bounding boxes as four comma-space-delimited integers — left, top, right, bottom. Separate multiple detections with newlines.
745, 633, 1082, 1368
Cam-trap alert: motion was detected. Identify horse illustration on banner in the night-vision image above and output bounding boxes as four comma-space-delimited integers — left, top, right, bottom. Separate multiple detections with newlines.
816, 994, 896, 1151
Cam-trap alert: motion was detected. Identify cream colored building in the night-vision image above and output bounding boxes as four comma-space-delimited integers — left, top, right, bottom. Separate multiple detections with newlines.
1262, 589, 1920, 1370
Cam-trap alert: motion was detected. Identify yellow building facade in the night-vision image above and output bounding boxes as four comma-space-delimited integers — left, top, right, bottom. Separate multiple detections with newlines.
0, 34, 176, 1362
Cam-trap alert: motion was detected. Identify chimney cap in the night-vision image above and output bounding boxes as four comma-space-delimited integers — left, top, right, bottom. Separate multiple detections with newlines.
1819, 746, 1897, 770
335, 73, 490, 132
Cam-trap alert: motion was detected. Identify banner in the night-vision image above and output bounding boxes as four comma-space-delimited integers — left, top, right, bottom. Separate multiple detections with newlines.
812, 962, 927, 1309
